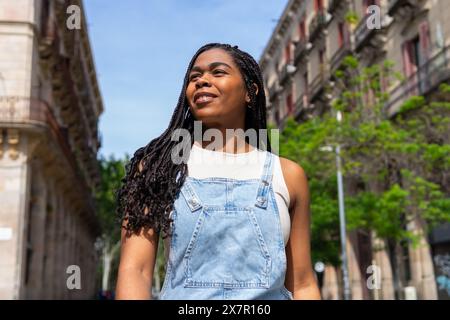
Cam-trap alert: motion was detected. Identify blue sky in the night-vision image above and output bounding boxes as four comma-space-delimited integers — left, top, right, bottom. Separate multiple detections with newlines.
84, 0, 287, 159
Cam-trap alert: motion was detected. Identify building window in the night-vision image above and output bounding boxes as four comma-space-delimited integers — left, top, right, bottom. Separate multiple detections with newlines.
285, 42, 292, 63
25, 197, 35, 285
338, 22, 345, 48
402, 36, 421, 78
304, 71, 309, 96
314, 0, 324, 12
40, 0, 51, 35
319, 49, 325, 74
418, 21, 431, 62
400, 239, 412, 283
299, 19, 306, 41
364, 0, 379, 11
286, 92, 294, 115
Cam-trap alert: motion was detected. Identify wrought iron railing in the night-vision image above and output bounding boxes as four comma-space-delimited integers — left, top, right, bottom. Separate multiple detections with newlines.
309, 64, 330, 100
330, 40, 352, 73
388, 0, 421, 16
294, 38, 309, 64
384, 46, 450, 115
280, 62, 293, 85
0, 96, 74, 169
309, 10, 328, 41
354, 8, 388, 51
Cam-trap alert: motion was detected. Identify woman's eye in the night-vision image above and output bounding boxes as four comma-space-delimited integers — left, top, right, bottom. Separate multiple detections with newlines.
189, 70, 225, 81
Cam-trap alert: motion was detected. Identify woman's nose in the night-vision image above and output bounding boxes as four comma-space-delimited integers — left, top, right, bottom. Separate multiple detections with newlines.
195, 77, 211, 89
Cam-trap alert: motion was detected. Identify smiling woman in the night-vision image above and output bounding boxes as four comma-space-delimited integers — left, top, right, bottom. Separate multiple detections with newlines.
185, 49, 258, 131
115, 43, 321, 300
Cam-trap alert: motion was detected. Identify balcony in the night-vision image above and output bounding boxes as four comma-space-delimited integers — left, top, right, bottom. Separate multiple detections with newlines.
330, 41, 353, 74
328, 0, 349, 14
279, 62, 297, 85
278, 113, 289, 130
294, 39, 310, 64
354, 12, 389, 52
384, 46, 450, 116
279, 94, 309, 129
309, 64, 330, 101
0, 96, 75, 166
388, 0, 423, 17
268, 82, 281, 102
294, 94, 308, 119
309, 10, 328, 42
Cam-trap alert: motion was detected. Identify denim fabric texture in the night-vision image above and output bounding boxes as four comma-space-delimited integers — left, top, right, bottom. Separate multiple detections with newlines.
159, 151, 293, 300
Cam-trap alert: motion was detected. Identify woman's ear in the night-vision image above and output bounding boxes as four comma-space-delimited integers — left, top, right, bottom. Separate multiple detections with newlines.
245, 83, 259, 103
253, 83, 259, 96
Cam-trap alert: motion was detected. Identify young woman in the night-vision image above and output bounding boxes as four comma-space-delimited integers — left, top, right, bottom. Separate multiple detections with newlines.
115, 43, 321, 300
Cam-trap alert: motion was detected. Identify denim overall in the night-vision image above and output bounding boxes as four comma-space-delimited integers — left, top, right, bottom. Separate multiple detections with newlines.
159, 151, 293, 300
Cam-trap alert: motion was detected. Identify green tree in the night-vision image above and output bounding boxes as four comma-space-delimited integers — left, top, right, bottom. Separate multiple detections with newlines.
95, 154, 128, 294
96, 154, 168, 297
276, 54, 450, 298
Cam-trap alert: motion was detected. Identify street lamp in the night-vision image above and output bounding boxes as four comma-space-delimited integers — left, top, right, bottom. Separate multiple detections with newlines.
319, 110, 352, 300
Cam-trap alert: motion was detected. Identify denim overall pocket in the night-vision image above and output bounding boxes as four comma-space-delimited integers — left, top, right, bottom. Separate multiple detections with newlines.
183, 206, 272, 288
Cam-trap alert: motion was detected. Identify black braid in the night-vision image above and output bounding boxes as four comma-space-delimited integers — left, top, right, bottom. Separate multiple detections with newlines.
116, 43, 271, 238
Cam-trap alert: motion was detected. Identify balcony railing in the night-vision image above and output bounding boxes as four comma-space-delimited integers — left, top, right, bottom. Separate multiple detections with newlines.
328, 0, 339, 13
0, 96, 75, 169
388, 0, 422, 16
0, 96, 47, 124
384, 46, 450, 116
294, 94, 308, 119
309, 64, 330, 101
328, 0, 350, 13
309, 10, 328, 41
278, 94, 309, 129
354, 11, 388, 52
330, 40, 353, 74
268, 83, 281, 101
279, 113, 289, 130
294, 39, 310, 64
279, 62, 294, 85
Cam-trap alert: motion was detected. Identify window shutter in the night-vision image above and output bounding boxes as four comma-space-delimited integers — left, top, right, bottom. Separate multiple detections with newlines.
402, 41, 413, 78
419, 21, 431, 64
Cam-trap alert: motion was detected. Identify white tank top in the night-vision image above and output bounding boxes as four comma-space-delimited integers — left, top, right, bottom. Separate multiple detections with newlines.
188, 141, 291, 244
163, 142, 291, 261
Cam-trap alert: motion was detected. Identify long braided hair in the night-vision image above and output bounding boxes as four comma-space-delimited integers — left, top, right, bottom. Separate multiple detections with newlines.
116, 43, 271, 238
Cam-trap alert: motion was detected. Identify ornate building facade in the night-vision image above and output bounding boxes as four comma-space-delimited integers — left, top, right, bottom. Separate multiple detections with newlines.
0, 0, 103, 299
260, 0, 450, 300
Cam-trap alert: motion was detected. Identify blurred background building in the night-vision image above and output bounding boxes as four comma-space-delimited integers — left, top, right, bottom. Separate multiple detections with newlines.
259, 0, 450, 300
0, 0, 102, 299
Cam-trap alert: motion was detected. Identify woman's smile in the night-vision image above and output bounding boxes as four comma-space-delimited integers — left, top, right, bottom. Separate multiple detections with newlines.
195, 95, 216, 105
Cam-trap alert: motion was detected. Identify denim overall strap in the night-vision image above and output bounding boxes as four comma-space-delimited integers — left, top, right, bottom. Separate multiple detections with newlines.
255, 151, 274, 209
180, 179, 203, 212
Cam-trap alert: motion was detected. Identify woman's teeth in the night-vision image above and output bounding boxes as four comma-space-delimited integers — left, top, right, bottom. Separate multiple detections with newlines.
197, 96, 214, 103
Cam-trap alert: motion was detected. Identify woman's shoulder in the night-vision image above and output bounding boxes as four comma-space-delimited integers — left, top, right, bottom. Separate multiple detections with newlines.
277, 156, 305, 175
277, 156, 308, 209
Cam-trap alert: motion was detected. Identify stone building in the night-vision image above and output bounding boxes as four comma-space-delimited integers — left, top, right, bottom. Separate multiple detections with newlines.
0, 0, 103, 299
259, 0, 450, 299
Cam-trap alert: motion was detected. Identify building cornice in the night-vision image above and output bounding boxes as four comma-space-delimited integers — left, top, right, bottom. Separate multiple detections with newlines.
259, 0, 303, 71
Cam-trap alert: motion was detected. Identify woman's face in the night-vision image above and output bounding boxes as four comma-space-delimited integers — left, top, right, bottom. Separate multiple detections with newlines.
185, 48, 251, 128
